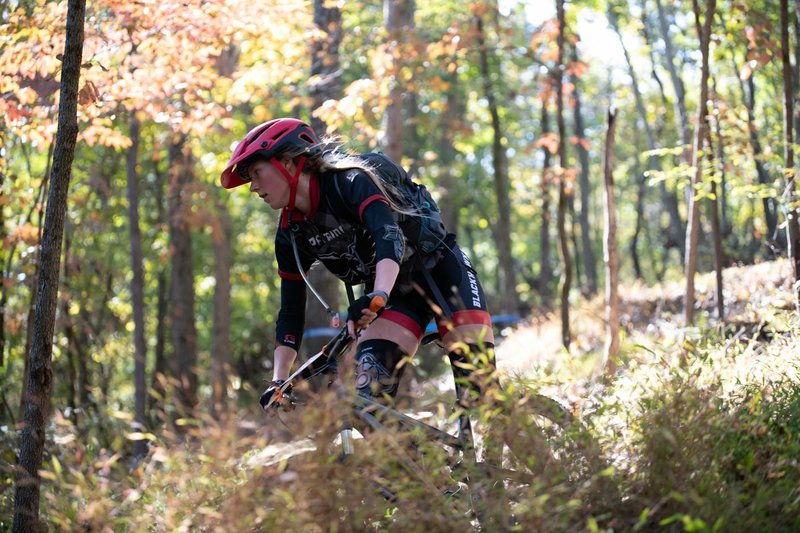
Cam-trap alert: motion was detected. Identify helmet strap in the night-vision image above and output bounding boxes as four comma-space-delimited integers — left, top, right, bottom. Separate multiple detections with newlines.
271, 156, 307, 211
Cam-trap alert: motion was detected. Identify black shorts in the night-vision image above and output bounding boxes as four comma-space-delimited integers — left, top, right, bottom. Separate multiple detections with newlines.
380, 242, 491, 340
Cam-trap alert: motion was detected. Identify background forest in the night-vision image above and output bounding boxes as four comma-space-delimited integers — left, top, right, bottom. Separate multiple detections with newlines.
2, 0, 800, 530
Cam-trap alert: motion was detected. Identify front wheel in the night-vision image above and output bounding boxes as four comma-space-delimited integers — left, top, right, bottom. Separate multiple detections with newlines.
473, 392, 618, 528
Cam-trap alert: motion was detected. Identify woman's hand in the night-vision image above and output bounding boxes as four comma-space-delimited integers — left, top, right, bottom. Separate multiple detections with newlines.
346, 290, 388, 336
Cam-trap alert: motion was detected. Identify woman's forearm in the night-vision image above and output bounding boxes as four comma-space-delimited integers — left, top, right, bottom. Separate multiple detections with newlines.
373, 258, 400, 296
273, 345, 298, 381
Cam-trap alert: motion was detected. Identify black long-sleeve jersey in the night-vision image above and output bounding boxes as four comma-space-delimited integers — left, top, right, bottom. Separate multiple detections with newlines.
274, 168, 409, 351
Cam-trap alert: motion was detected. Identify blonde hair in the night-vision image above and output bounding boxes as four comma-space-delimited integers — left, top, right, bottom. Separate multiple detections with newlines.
281, 136, 418, 216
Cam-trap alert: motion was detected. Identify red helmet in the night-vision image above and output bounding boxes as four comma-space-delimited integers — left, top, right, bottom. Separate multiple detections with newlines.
220, 118, 319, 189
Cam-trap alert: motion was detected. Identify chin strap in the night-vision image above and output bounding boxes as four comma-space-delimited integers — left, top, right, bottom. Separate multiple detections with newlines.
271, 155, 307, 211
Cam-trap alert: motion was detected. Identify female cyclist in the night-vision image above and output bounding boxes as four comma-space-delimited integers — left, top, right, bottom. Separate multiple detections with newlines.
220, 118, 495, 407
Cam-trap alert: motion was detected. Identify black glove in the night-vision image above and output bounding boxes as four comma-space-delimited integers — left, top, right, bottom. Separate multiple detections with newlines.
346, 290, 389, 326
259, 380, 293, 410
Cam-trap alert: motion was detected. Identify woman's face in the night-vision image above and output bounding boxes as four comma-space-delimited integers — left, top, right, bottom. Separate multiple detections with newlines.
248, 158, 292, 210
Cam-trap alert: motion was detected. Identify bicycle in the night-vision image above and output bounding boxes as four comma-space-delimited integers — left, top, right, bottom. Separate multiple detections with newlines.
261, 325, 612, 528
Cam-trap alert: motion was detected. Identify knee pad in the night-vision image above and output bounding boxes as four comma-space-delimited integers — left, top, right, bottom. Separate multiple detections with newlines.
354, 339, 406, 399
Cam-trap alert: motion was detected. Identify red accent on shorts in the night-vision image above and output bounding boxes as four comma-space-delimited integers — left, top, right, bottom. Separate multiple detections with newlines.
381, 309, 424, 339
359, 195, 390, 221
278, 269, 304, 281
437, 310, 492, 339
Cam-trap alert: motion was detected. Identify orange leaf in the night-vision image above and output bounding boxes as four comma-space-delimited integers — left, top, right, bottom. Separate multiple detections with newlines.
534, 132, 559, 154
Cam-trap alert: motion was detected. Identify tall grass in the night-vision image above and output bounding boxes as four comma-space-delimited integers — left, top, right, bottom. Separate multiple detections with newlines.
2, 262, 799, 531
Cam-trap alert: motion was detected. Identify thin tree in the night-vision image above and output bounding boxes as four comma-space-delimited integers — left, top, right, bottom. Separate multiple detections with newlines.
602, 108, 620, 377
539, 99, 554, 305
684, 0, 715, 326
126, 113, 149, 456
654, 0, 691, 160
210, 197, 232, 418
732, 54, 779, 244
304, 0, 344, 352
474, 4, 519, 313
780, 0, 800, 305
149, 146, 169, 421
384, 0, 414, 163
168, 134, 199, 423
636, 2, 685, 258
570, 45, 598, 295
13, 0, 86, 528
555, 0, 572, 347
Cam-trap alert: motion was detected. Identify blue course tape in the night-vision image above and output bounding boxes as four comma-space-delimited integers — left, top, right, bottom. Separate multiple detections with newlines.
303, 314, 521, 338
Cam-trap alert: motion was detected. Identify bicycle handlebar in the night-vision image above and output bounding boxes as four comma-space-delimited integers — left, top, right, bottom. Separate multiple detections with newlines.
264, 293, 387, 410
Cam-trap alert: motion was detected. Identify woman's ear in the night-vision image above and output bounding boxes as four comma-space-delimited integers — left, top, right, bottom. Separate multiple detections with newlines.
281, 157, 297, 174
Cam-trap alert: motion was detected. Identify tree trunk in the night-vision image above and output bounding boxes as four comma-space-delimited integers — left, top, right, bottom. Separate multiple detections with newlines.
475, 8, 519, 313
539, 101, 553, 306
638, 2, 685, 257
781, 0, 800, 306
384, 0, 414, 163
13, 0, 85, 528
0, 133, 5, 367
304, 0, 344, 356
126, 113, 149, 456
704, 128, 725, 320
631, 136, 646, 280
436, 68, 464, 236
570, 46, 597, 296
19, 152, 52, 421
61, 226, 77, 410
602, 108, 620, 377
684, 0, 715, 326
210, 197, 232, 419
654, 0, 692, 158
615, 5, 683, 262
556, 0, 572, 348
150, 147, 169, 421
168, 134, 198, 423
711, 82, 731, 239
735, 59, 779, 243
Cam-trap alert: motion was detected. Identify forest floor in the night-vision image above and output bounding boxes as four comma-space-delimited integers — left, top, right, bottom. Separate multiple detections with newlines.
4, 259, 799, 531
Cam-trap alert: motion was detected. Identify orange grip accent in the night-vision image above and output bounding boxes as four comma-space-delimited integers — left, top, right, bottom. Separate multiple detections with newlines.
369, 294, 387, 312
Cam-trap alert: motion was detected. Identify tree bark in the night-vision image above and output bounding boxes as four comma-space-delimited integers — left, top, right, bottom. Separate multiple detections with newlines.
654, 0, 692, 158
637, 2, 685, 257
384, 0, 414, 163
168, 134, 198, 423
210, 197, 232, 419
0, 129, 5, 367
555, 0, 572, 347
475, 8, 519, 313
570, 46, 597, 296
733, 58, 779, 242
436, 68, 464, 235
781, 0, 800, 306
13, 0, 85, 528
126, 113, 149, 456
630, 135, 646, 280
602, 108, 620, 377
19, 150, 52, 420
539, 101, 553, 305
684, 0, 715, 326
149, 154, 169, 422
704, 127, 725, 320
304, 0, 344, 357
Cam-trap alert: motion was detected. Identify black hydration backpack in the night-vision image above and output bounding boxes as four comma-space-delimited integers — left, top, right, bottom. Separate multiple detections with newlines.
357, 152, 449, 258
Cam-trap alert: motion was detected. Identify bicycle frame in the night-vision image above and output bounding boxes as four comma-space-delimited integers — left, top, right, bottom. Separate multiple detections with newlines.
266, 326, 477, 459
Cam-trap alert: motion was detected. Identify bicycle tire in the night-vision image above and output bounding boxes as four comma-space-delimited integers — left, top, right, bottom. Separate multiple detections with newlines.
471, 392, 617, 528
